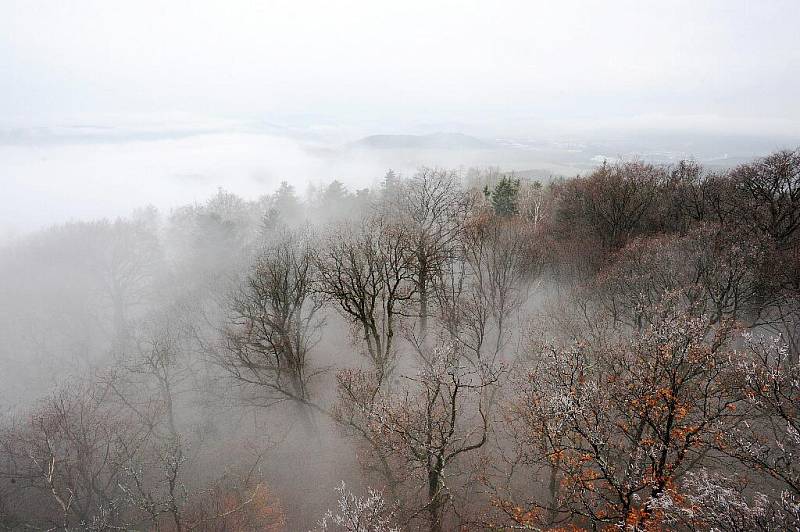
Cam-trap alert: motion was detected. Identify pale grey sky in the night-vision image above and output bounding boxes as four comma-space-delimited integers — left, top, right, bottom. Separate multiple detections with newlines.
2, 0, 799, 137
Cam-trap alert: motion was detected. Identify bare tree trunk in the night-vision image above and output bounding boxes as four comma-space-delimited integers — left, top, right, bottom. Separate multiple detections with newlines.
419, 255, 428, 338
428, 468, 443, 532
547, 456, 560, 525
159, 377, 178, 440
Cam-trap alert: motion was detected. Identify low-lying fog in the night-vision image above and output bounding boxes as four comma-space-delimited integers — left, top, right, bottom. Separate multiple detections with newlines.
2, 123, 794, 240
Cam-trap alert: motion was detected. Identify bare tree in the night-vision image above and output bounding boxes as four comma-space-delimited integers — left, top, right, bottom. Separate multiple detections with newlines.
336, 336, 498, 531
317, 481, 400, 532
551, 160, 664, 253
315, 218, 417, 384
724, 333, 800, 504
220, 229, 325, 410
0, 379, 159, 529
651, 468, 800, 531
596, 224, 770, 330
498, 310, 741, 530
379, 168, 470, 337
731, 148, 800, 245
517, 179, 550, 231
457, 212, 533, 360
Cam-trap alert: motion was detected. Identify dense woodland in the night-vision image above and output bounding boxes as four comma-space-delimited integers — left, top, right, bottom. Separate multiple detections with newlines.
0, 149, 798, 531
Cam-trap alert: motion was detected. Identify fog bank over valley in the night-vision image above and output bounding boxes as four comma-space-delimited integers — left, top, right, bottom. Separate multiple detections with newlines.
2, 120, 795, 239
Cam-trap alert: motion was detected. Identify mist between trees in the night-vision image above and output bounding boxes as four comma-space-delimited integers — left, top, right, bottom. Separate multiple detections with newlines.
0, 151, 799, 531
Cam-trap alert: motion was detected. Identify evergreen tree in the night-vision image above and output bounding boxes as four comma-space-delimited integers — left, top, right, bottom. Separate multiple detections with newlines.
485, 175, 520, 216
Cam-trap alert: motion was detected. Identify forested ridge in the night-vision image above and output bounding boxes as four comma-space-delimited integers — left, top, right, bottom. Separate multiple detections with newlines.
1, 150, 799, 531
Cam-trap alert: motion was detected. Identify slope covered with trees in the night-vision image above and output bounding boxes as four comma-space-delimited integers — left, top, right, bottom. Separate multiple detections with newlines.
0, 150, 798, 530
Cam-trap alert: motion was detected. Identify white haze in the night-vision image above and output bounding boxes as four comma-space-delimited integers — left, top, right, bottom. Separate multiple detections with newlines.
0, 130, 558, 237
0, 133, 370, 236
1, 0, 799, 236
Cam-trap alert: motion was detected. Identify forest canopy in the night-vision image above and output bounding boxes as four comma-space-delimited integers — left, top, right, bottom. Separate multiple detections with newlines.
1, 150, 799, 531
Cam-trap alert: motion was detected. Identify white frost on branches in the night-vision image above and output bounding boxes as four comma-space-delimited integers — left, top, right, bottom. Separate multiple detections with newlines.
651, 469, 800, 531
316, 481, 401, 532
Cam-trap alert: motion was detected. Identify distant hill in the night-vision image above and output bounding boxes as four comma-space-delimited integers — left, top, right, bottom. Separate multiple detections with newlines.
350, 132, 493, 150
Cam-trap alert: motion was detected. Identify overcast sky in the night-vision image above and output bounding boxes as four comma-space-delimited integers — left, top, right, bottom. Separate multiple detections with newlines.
2, 0, 799, 137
